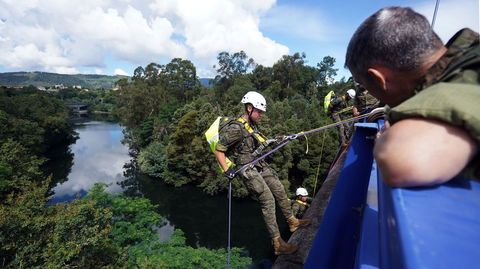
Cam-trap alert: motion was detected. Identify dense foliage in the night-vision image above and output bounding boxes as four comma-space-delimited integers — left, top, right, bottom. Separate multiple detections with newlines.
55, 87, 118, 114
0, 88, 77, 198
0, 88, 251, 268
115, 52, 355, 197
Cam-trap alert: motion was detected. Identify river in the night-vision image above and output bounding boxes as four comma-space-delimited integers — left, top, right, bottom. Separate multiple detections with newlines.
48, 119, 290, 267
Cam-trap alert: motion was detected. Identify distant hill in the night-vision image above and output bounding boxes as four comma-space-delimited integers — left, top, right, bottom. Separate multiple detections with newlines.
0, 71, 127, 89
0, 71, 214, 89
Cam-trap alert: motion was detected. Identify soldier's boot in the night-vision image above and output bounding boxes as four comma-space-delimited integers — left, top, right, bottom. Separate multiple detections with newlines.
287, 215, 311, 233
272, 236, 298, 255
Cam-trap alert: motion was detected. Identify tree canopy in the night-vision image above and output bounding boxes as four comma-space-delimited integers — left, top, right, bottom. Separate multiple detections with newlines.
0, 87, 251, 268
116, 52, 353, 198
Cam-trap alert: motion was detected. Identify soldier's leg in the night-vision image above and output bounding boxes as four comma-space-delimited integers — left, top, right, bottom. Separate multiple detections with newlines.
260, 166, 293, 220
344, 121, 353, 140
333, 114, 346, 146
240, 166, 280, 238
261, 166, 312, 232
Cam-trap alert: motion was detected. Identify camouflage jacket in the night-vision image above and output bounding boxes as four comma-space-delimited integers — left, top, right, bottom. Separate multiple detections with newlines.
388, 28, 480, 178
329, 95, 351, 114
354, 90, 380, 114
215, 117, 267, 167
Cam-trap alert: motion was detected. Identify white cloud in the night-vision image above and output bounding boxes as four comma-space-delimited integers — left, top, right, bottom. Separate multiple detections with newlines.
149, 0, 288, 66
0, 0, 288, 75
114, 68, 129, 76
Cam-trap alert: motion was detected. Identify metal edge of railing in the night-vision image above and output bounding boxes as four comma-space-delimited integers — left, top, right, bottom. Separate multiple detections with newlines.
303, 122, 378, 268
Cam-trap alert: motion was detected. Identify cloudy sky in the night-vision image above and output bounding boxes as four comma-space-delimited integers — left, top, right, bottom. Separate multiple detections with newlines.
0, 0, 478, 79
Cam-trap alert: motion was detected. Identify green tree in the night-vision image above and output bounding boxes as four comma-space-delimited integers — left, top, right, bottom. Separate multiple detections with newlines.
251, 65, 273, 92
0, 139, 45, 199
317, 56, 339, 86
214, 51, 255, 82
272, 52, 306, 89
163, 58, 200, 103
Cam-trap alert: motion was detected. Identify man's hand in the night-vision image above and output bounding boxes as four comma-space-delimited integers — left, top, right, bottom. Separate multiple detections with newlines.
224, 167, 237, 180
265, 139, 277, 146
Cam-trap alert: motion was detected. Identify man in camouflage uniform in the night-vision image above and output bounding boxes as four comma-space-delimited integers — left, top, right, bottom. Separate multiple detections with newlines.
291, 187, 312, 219
346, 7, 479, 187
352, 83, 381, 116
214, 91, 311, 255
328, 89, 356, 147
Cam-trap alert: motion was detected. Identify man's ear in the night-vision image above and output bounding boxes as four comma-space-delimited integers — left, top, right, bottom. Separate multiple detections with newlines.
367, 67, 387, 90
246, 104, 253, 113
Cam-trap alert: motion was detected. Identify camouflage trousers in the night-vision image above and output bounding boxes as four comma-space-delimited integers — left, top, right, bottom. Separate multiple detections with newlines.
332, 113, 353, 146
240, 165, 293, 239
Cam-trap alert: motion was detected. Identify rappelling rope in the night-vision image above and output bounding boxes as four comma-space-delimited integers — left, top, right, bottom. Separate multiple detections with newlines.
234, 113, 370, 175
313, 131, 327, 195
431, 0, 441, 29
226, 180, 232, 269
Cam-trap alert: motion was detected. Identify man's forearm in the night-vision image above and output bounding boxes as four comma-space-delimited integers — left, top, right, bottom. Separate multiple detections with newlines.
374, 118, 477, 187
214, 150, 229, 172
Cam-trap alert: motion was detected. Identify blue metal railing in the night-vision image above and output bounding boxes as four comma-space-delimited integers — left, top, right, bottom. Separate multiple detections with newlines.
304, 123, 378, 268
304, 122, 480, 269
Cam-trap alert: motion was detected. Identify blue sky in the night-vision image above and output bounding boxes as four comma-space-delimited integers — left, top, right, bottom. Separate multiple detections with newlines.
0, 0, 478, 80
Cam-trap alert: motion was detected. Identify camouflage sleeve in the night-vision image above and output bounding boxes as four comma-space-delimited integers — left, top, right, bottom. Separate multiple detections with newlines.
215, 123, 243, 152
291, 202, 300, 217
330, 96, 342, 106
292, 202, 302, 218
389, 83, 480, 143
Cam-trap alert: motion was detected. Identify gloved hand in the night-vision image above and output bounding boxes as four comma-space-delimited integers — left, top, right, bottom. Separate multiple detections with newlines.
265, 139, 277, 146
224, 167, 237, 180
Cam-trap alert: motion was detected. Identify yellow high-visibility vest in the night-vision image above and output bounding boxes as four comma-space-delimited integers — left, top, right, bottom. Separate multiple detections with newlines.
324, 90, 335, 113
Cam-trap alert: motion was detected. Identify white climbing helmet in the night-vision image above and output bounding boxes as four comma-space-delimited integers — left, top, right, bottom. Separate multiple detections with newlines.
296, 187, 308, 196
346, 89, 356, 99
241, 91, 267, 112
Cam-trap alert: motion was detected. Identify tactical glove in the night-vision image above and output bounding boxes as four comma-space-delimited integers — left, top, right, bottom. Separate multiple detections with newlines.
265, 139, 277, 146
224, 168, 237, 180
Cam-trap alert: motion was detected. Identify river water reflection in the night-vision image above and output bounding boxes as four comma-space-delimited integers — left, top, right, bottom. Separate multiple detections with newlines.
49, 120, 282, 265
51, 121, 131, 201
